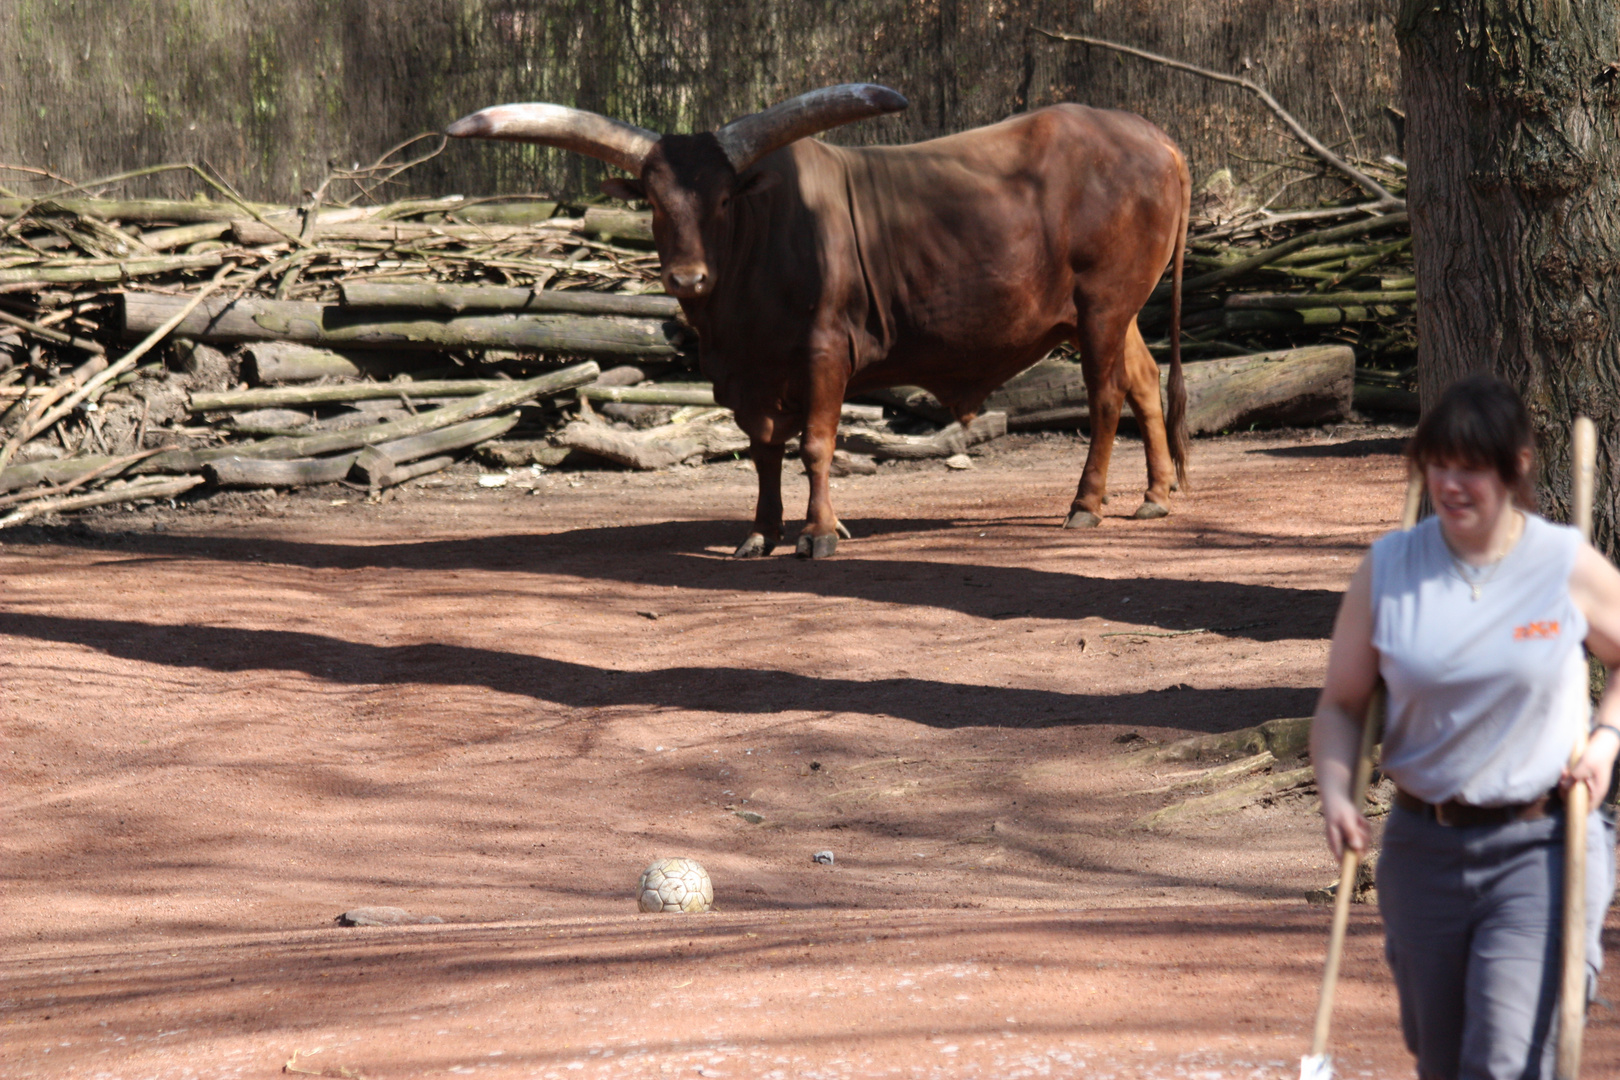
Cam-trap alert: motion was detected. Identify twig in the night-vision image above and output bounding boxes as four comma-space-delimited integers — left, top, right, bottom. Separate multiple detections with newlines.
1032, 28, 1403, 208
0, 306, 104, 354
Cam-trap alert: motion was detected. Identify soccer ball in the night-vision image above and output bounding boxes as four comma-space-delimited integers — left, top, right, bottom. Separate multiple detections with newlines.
636, 857, 714, 913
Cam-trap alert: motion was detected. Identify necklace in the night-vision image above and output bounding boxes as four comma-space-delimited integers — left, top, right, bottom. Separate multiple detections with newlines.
1441, 513, 1523, 601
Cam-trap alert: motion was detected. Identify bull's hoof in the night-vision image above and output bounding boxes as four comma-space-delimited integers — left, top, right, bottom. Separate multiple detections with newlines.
733, 533, 777, 558
835, 519, 853, 540
1133, 501, 1170, 521
1063, 510, 1102, 529
795, 532, 839, 559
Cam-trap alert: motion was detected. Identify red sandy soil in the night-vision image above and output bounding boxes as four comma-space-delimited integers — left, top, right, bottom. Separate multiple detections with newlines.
2, 425, 1614, 1079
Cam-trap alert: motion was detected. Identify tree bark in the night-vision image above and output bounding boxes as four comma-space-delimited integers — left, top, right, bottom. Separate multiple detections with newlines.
1398, 0, 1620, 549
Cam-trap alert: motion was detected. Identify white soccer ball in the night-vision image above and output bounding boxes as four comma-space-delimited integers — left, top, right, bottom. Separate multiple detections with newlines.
636, 857, 714, 913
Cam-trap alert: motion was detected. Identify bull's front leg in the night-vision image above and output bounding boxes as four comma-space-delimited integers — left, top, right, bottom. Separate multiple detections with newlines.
734, 439, 786, 558
795, 379, 846, 559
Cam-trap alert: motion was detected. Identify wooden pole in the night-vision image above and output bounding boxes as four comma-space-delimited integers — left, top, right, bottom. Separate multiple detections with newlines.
1308, 465, 1424, 1072
1557, 415, 1598, 1080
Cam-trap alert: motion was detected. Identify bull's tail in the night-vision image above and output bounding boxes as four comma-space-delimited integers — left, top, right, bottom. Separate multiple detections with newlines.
1167, 156, 1191, 491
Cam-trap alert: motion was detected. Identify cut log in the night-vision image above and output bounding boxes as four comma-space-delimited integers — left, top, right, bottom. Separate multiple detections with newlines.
451, 201, 558, 225
943, 346, 1355, 435
118, 293, 690, 357
578, 384, 717, 406
140, 362, 596, 473
205, 454, 355, 487
983, 359, 1085, 420
581, 207, 655, 244
139, 221, 234, 251
837, 412, 1007, 460
0, 197, 280, 224
206, 413, 520, 489
239, 344, 417, 386
191, 379, 518, 412
1180, 345, 1353, 432
339, 282, 681, 318
0, 475, 204, 528
1223, 290, 1417, 309
1222, 306, 1382, 331
0, 455, 116, 494
0, 253, 224, 287
554, 409, 749, 469
230, 220, 567, 246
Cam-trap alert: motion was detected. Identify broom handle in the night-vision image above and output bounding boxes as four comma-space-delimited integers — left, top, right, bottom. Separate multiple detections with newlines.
1311, 465, 1424, 1058
1556, 415, 1597, 1080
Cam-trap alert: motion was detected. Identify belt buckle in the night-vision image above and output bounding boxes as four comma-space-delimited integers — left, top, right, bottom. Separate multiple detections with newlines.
1433, 801, 1459, 827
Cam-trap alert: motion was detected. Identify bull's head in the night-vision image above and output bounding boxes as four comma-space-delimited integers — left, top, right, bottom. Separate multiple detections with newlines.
446, 85, 907, 301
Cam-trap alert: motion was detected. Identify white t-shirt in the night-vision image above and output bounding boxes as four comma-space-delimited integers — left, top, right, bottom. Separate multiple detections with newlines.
1370, 513, 1590, 806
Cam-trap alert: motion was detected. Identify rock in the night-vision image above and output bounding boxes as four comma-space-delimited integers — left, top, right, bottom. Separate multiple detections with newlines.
477, 473, 509, 487
335, 906, 444, 927
944, 453, 974, 470
733, 810, 765, 824
812, 850, 835, 865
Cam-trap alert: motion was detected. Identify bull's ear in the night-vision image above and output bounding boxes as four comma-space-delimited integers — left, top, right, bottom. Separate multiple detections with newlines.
600, 177, 646, 201
736, 170, 779, 198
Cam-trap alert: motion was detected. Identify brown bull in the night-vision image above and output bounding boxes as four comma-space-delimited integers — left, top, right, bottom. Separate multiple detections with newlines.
449, 84, 1189, 558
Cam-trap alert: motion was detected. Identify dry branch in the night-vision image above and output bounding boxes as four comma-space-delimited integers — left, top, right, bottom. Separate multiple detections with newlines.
1033, 28, 1403, 209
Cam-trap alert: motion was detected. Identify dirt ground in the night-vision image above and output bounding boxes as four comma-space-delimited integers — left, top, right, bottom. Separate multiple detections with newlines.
3, 425, 1616, 1080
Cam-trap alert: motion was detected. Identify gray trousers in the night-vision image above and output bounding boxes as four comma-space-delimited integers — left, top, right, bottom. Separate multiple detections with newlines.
1377, 803, 1616, 1080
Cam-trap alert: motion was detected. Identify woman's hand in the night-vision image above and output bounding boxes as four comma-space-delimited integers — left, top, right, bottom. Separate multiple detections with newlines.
1561, 725, 1620, 803
1320, 789, 1372, 861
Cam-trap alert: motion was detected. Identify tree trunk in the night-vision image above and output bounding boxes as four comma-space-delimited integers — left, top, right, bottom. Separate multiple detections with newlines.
1398, 1, 1620, 550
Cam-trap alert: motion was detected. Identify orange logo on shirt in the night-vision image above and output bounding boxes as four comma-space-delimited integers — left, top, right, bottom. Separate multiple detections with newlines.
1514, 621, 1561, 640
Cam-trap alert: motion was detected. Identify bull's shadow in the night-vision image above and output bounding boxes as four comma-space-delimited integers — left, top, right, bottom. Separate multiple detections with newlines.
4, 516, 1344, 643
0, 611, 1315, 731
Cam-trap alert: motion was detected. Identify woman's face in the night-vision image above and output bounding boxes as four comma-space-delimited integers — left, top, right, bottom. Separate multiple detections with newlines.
1424, 450, 1528, 536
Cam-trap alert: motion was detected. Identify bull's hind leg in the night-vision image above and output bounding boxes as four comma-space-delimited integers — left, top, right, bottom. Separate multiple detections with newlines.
1121, 321, 1174, 518
1064, 317, 1131, 529
735, 439, 785, 558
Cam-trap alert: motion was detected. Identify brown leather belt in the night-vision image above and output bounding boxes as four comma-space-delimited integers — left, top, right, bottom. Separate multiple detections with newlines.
1394, 787, 1561, 827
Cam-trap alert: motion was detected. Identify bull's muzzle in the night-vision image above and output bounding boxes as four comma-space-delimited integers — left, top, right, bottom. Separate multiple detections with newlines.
665, 266, 711, 298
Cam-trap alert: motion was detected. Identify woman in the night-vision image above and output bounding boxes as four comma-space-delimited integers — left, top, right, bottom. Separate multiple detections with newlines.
1312, 374, 1620, 1080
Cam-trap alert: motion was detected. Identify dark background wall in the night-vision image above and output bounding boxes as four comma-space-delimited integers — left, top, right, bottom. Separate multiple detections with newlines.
0, 0, 1401, 203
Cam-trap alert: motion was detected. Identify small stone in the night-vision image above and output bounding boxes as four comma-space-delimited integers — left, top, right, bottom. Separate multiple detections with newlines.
734, 810, 765, 824
812, 850, 835, 866
944, 453, 974, 470
477, 473, 509, 488
335, 907, 444, 927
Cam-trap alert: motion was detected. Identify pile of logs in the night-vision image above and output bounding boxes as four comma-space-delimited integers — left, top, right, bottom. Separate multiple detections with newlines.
0, 153, 1407, 528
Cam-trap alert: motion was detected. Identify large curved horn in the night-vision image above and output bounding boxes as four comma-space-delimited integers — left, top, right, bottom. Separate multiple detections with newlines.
714, 84, 908, 173
446, 103, 659, 176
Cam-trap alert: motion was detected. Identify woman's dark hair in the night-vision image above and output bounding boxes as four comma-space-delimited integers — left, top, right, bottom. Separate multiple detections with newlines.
1407, 374, 1537, 507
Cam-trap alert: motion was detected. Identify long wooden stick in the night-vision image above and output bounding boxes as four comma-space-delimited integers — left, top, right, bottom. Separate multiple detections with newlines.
1309, 465, 1424, 1065
1557, 415, 1598, 1080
